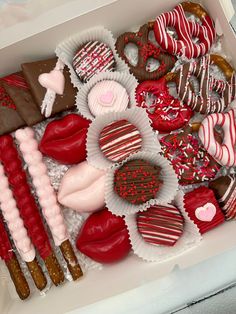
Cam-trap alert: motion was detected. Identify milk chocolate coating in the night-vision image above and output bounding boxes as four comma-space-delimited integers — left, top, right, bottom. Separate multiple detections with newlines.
0, 82, 25, 135
209, 176, 233, 200
114, 159, 162, 204
60, 240, 83, 281
2, 72, 44, 126
6, 254, 30, 300
27, 259, 47, 291
22, 58, 76, 116
116, 23, 176, 82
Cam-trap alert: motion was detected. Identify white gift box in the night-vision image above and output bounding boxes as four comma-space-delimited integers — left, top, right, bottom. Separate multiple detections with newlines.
0, 0, 236, 313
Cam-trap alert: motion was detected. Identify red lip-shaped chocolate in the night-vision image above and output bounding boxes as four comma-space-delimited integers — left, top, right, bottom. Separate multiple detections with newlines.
76, 208, 131, 263
39, 114, 90, 164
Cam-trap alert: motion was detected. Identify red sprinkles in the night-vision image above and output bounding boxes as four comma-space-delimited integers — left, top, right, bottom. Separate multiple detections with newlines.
114, 159, 163, 205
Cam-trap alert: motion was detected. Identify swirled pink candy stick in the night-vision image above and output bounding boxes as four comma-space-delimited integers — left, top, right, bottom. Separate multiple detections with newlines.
15, 128, 83, 281
0, 163, 47, 290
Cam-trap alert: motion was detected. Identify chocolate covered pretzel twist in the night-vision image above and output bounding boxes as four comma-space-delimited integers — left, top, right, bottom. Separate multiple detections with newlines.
116, 23, 176, 81
174, 54, 236, 114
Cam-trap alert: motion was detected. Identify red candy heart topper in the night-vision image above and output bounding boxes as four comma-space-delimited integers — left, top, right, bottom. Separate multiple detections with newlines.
154, 2, 216, 59
76, 209, 131, 263
40, 114, 90, 165
135, 77, 193, 133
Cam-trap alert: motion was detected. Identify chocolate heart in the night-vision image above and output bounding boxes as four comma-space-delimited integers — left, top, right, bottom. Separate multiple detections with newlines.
40, 114, 90, 165
135, 78, 193, 132
38, 69, 65, 95
99, 91, 114, 105
76, 208, 131, 263
116, 23, 176, 82
58, 161, 105, 213
195, 203, 216, 222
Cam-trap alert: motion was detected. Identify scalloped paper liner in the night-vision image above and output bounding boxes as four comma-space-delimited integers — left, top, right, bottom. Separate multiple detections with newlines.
105, 151, 179, 216
76, 71, 138, 121
55, 26, 130, 88
125, 191, 202, 262
86, 107, 161, 170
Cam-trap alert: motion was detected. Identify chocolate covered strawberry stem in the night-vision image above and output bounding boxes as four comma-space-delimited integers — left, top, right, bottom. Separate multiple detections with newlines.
0, 135, 64, 286
16, 128, 83, 280
0, 215, 30, 300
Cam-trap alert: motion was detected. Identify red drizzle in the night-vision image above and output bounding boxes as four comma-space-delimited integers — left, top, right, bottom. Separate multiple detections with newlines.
137, 205, 184, 246
2, 73, 29, 90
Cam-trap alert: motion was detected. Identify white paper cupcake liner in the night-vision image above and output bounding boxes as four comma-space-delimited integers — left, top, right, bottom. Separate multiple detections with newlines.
55, 26, 130, 88
125, 191, 202, 262
105, 151, 179, 216
87, 107, 161, 170
76, 71, 138, 121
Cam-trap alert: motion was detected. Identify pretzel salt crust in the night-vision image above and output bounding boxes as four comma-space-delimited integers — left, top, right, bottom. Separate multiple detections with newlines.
15, 128, 83, 281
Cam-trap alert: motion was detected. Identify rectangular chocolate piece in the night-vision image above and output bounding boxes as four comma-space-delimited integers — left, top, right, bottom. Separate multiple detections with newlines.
0, 82, 26, 135
2, 72, 44, 126
21, 58, 77, 116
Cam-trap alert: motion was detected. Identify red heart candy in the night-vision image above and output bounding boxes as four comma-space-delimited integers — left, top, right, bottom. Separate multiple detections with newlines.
76, 208, 131, 263
40, 114, 90, 165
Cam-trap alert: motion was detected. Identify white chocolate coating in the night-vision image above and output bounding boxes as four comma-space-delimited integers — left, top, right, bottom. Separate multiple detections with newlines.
88, 80, 129, 117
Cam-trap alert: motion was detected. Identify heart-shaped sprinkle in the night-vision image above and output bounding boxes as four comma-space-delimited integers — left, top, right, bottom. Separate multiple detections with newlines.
99, 91, 114, 106
38, 69, 65, 95
195, 203, 216, 222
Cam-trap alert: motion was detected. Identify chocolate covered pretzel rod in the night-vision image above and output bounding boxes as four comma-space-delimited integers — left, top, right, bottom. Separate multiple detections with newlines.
0, 135, 64, 286
15, 128, 83, 281
0, 215, 30, 300
0, 163, 47, 290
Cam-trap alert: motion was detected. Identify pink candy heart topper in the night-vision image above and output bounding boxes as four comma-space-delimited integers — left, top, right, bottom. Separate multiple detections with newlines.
99, 91, 114, 106
195, 203, 216, 222
38, 69, 65, 95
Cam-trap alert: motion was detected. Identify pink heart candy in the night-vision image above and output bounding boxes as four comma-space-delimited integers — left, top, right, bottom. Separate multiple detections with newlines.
38, 69, 65, 95
195, 203, 216, 222
99, 91, 114, 106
